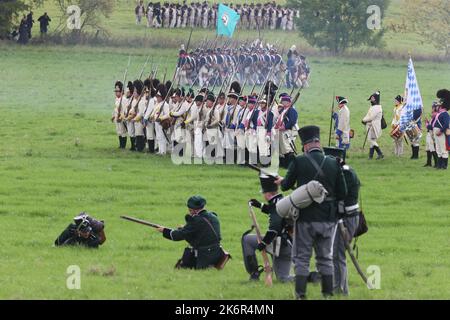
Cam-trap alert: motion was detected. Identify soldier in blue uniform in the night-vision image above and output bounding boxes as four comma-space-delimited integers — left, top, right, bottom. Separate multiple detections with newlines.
433, 89, 450, 169
156, 195, 226, 269
242, 174, 294, 282
275, 125, 347, 299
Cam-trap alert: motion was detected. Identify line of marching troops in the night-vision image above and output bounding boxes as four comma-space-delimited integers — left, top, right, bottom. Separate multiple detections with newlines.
135, 1, 299, 31
178, 42, 310, 90
112, 77, 301, 168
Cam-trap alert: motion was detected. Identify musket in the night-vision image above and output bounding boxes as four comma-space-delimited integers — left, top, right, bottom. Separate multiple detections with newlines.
120, 215, 161, 229
247, 202, 273, 287
138, 55, 151, 80
185, 27, 194, 53
116, 55, 132, 121
328, 91, 336, 147
206, 71, 232, 126
338, 220, 373, 289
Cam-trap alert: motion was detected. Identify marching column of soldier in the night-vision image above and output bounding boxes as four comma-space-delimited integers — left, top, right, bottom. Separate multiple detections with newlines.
112, 63, 305, 168
135, 1, 299, 32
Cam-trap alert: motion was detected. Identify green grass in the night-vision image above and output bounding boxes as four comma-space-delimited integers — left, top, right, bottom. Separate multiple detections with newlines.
0, 43, 449, 299
26, 0, 445, 58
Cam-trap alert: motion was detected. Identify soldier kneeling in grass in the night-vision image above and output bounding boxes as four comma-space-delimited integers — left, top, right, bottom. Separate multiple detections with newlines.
155, 195, 231, 270
54, 213, 106, 248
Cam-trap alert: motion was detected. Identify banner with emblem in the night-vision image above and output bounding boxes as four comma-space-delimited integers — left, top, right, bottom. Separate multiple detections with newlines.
399, 58, 423, 132
217, 4, 240, 38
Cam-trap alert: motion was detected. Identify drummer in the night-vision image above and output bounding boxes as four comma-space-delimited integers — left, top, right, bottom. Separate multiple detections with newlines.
391, 95, 404, 157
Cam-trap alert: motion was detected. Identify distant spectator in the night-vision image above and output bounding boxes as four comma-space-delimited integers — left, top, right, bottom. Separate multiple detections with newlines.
38, 12, 51, 35
26, 11, 34, 39
18, 16, 29, 44
135, 0, 145, 25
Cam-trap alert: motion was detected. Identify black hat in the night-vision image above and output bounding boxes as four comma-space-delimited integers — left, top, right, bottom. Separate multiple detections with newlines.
336, 96, 348, 105
394, 95, 404, 103
115, 81, 123, 91
368, 91, 381, 104
195, 94, 204, 102
228, 81, 241, 99
186, 88, 195, 99
187, 195, 206, 209
323, 147, 346, 163
206, 93, 216, 102
298, 125, 321, 145
156, 83, 167, 97
436, 89, 450, 110
127, 81, 134, 92
133, 80, 144, 95
259, 174, 278, 193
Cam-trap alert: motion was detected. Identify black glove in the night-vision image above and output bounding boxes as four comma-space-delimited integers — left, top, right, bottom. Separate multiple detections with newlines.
257, 242, 266, 251
249, 199, 262, 209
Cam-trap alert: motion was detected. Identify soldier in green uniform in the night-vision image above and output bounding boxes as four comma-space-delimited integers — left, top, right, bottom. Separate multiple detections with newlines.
156, 195, 226, 269
324, 147, 361, 296
275, 125, 347, 299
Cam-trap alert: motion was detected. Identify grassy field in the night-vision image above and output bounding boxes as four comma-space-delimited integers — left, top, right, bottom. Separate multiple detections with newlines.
27, 0, 443, 58
0, 43, 449, 300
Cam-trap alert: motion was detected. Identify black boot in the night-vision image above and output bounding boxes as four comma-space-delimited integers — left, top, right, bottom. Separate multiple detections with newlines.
368, 147, 375, 160
436, 157, 443, 169
148, 140, 155, 153
136, 136, 145, 152
321, 274, 334, 298
295, 275, 309, 300
411, 146, 419, 160
245, 256, 262, 281
432, 152, 438, 168
443, 158, 448, 170
130, 137, 136, 151
374, 146, 384, 160
423, 151, 432, 167
121, 137, 127, 149
118, 137, 122, 149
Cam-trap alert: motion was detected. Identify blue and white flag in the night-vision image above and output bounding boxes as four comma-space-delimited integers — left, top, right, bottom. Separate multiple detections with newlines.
399, 58, 423, 131
217, 4, 240, 38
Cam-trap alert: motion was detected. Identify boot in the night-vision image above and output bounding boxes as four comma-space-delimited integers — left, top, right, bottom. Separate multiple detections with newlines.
374, 146, 384, 160
136, 136, 145, 152
321, 274, 334, 298
121, 137, 127, 149
130, 137, 136, 151
148, 140, 155, 153
245, 256, 261, 281
368, 147, 375, 160
432, 152, 438, 168
443, 158, 448, 170
423, 151, 432, 167
295, 275, 309, 300
436, 157, 443, 169
411, 146, 419, 160
118, 137, 122, 149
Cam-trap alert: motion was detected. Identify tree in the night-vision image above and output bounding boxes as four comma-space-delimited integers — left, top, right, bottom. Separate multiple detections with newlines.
287, 0, 390, 55
402, 0, 450, 57
0, 0, 43, 39
54, 0, 114, 39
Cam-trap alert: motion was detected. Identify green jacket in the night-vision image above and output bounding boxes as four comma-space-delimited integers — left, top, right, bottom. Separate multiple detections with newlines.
163, 210, 223, 268
281, 149, 348, 223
